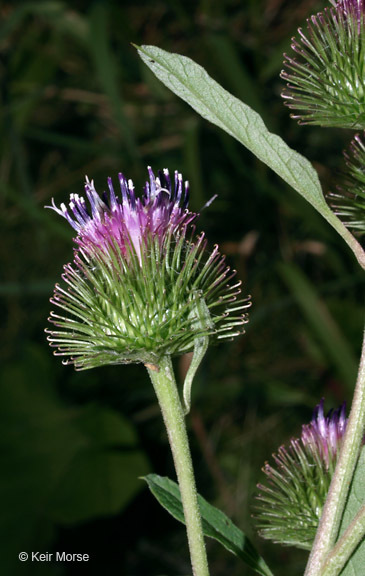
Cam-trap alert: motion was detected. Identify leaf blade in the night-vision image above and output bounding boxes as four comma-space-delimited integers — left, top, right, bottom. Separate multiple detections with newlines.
144, 474, 274, 576
136, 46, 322, 208
136, 45, 365, 269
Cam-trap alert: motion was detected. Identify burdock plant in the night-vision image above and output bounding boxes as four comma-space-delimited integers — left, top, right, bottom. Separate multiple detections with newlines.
46, 1, 365, 574
130, 0, 365, 572
46, 166, 250, 576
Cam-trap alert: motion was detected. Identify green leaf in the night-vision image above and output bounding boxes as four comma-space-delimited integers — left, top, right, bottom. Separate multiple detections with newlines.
144, 474, 274, 576
183, 294, 212, 414
338, 446, 365, 575
136, 45, 365, 269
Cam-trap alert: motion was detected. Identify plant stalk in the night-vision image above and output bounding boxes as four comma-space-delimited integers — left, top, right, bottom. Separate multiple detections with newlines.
321, 505, 365, 576
304, 326, 365, 576
146, 355, 210, 576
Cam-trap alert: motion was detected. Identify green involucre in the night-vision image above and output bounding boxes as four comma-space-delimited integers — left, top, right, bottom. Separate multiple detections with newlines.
255, 437, 339, 550
46, 230, 249, 370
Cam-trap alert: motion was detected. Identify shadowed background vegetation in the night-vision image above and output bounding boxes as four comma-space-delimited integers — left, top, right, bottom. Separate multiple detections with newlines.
1, 1, 364, 574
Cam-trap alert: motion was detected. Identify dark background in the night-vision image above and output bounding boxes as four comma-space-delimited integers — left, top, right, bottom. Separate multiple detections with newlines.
1, 1, 364, 575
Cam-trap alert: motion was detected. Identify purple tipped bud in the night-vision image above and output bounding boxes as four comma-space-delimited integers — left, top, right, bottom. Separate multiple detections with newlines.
254, 399, 358, 550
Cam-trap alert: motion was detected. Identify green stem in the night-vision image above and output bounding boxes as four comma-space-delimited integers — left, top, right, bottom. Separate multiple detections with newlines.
321, 505, 365, 576
146, 355, 210, 576
304, 327, 365, 576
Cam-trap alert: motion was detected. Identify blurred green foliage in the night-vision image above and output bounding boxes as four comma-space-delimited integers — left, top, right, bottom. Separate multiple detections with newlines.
1, 1, 364, 575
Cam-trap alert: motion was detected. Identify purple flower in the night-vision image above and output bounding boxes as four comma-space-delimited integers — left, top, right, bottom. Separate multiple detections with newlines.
46, 167, 250, 370
48, 167, 197, 263
301, 398, 347, 468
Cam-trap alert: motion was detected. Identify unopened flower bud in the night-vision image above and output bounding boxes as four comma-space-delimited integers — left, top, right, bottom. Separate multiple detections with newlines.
281, 1, 365, 128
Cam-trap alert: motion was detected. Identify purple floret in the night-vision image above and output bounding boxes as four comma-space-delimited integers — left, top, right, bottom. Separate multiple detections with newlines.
301, 399, 347, 466
47, 166, 198, 262
336, 0, 365, 19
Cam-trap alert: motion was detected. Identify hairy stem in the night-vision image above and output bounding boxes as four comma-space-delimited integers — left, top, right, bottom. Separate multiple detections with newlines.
304, 327, 365, 576
321, 505, 365, 576
146, 355, 210, 576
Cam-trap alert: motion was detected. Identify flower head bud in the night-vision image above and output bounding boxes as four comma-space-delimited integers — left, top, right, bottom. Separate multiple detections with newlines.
46, 167, 250, 370
329, 132, 365, 233
281, 0, 365, 128
255, 399, 348, 550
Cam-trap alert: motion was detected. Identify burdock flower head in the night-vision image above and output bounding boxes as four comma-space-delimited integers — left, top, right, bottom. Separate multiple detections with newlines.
329, 132, 365, 233
281, 0, 365, 128
46, 167, 250, 371
255, 400, 348, 550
